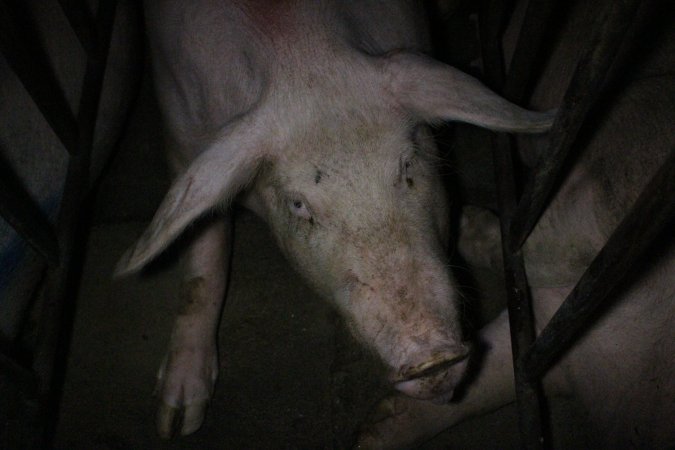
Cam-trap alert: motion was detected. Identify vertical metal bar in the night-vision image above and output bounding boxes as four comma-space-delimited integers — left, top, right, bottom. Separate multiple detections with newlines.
30, 0, 118, 444
0, 0, 80, 155
492, 136, 545, 449
509, 0, 643, 250
521, 149, 675, 380
478, 0, 510, 91
478, 0, 553, 447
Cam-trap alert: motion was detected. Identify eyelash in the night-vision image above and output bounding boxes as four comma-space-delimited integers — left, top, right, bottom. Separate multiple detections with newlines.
403, 156, 415, 187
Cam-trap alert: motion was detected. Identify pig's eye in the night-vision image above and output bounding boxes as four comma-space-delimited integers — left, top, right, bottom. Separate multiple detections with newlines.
402, 157, 415, 188
288, 198, 313, 222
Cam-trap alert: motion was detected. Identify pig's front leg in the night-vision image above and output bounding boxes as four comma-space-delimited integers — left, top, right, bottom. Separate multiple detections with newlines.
356, 310, 515, 449
155, 217, 231, 438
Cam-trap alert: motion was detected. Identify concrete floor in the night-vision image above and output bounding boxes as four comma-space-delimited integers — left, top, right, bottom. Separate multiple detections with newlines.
53, 82, 592, 449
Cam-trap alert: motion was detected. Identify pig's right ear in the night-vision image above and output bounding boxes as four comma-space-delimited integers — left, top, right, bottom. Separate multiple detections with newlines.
114, 116, 268, 276
383, 52, 555, 133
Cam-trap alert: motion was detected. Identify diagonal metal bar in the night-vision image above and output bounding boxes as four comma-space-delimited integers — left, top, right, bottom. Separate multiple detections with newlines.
57, 0, 97, 54
0, 152, 59, 265
32, 0, 118, 392
503, 0, 557, 103
0, 0, 79, 155
0, 348, 41, 448
0, 350, 39, 403
521, 149, 675, 381
509, 0, 643, 250
30, 0, 119, 445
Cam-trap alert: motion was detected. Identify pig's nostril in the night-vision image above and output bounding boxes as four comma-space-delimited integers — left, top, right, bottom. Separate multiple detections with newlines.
394, 351, 469, 383
392, 350, 470, 400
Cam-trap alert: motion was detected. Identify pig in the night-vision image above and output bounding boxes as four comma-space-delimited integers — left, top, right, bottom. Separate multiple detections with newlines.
356, 0, 675, 448
114, 0, 555, 438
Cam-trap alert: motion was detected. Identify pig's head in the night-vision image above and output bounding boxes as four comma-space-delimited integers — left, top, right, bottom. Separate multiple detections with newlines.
116, 51, 553, 401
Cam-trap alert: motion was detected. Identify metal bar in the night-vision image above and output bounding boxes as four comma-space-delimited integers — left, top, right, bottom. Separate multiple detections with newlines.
0, 350, 39, 401
521, 149, 675, 381
30, 0, 119, 444
509, 0, 643, 250
478, 0, 509, 91
57, 0, 97, 54
0, 152, 59, 265
0, 350, 41, 449
492, 135, 545, 450
0, 0, 80, 155
33, 0, 117, 391
503, 0, 557, 103
478, 0, 549, 447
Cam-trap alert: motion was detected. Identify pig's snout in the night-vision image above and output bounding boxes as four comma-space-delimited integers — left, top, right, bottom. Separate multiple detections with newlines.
391, 348, 470, 402
340, 266, 470, 402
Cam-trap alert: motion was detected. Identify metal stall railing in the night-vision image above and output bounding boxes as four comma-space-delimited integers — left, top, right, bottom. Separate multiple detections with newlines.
478, 0, 675, 448
0, 0, 120, 447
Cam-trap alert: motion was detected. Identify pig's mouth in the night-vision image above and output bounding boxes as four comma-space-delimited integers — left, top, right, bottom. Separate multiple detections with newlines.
390, 351, 470, 402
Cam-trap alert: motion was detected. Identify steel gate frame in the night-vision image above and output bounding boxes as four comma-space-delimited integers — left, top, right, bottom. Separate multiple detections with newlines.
478, 0, 675, 448
0, 0, 122, 447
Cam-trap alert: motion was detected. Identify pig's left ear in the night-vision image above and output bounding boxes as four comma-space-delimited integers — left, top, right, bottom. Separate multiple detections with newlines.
114, 114, 268, 276
384, 52, 555, 132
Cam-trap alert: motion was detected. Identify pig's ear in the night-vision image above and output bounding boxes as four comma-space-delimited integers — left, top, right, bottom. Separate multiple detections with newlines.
114, 117, 267, 276
384, 52, 555, 133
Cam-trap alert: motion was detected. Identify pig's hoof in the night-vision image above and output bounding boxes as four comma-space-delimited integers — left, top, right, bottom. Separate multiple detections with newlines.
154, 346, 218, 438
355, 395, 456, 450
157, 399, 208, 438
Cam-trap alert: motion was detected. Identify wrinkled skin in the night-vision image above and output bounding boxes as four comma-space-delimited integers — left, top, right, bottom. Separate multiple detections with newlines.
117, 0, 553, 439
357, 0, 675, 448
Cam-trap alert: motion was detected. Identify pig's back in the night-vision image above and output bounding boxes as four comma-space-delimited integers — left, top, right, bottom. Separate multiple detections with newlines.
143, 0, 430, 156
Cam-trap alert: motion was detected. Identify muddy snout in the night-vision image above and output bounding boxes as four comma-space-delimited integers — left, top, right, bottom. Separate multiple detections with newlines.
390, 347, 470, 402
